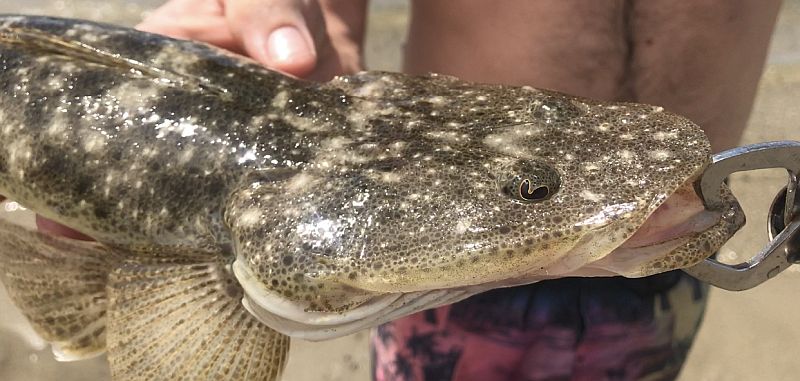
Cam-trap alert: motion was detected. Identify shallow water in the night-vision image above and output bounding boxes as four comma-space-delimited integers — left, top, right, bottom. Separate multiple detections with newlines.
1, 1, 799, 380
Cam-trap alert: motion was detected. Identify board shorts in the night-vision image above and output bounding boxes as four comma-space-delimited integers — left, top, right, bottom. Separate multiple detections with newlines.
371, 271, 707, 381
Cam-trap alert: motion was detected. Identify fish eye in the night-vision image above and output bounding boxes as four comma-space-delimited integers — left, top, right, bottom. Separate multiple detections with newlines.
519, 179, 550, 201
501, 161, 560, 203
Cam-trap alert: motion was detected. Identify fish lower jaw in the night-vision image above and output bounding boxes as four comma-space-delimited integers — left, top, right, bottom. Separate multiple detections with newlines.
232, 259, 476, 340
240, 289, 474, 341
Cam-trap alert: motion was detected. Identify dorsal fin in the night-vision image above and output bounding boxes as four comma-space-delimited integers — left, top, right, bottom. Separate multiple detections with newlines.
0, 25, 232, 100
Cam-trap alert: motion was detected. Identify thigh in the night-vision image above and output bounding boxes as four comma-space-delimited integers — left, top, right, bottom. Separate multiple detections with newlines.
405, 0, 629, 100
405, 0, 781, 151
628, 0, 781, 151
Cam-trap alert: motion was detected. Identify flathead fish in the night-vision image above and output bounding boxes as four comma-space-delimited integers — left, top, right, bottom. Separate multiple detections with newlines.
0, 15, 743, 381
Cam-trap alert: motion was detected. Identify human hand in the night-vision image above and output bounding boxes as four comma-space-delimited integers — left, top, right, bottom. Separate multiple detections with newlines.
136, 0, 368, 80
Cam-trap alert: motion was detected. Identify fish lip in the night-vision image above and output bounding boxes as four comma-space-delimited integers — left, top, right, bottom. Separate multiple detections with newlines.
233, 257, 482, 340
618, 208, 720, 250
232, 259, 404, 325
618, 176, 717, 250
237, 275, 476, 340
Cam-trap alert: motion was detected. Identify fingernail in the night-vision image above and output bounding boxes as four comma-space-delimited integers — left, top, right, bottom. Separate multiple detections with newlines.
267, 26, 313, 64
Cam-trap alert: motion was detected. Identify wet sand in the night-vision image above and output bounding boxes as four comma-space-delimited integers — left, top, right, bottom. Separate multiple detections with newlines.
0, 1, 799, 380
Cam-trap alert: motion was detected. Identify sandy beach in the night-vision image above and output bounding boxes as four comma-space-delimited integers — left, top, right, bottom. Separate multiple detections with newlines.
1, 1, 799, 380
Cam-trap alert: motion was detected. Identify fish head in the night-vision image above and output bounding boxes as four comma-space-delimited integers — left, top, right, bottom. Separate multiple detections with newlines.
228, 83, 743, 339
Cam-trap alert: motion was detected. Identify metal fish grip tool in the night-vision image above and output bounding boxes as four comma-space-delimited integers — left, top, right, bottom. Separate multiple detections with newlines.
685, 141, 800, 291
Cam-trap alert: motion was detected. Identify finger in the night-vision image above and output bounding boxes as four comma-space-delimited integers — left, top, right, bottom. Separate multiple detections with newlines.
136, 0, 245, 53
224, 0, 323, 77
35, 215, 94, 241
140, 0, 224, 20
137, 15, 245, 54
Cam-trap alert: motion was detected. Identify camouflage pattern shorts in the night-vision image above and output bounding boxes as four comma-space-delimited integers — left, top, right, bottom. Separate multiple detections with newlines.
372, 271, 707, 381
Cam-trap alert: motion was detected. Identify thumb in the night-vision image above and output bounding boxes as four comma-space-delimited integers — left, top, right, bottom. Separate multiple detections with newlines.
225, 0, 325, 78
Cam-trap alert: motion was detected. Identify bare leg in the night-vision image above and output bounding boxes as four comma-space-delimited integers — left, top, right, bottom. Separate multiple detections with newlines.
404, 0, 781, 151
628, 0, 781, 151
404, 0, 629, 101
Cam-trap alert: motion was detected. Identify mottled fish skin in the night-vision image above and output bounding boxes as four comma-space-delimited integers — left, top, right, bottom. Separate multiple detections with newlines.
0, 14, 742, 354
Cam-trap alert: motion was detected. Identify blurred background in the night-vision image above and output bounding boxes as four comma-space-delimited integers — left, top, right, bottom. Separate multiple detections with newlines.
1, 1, 799, 380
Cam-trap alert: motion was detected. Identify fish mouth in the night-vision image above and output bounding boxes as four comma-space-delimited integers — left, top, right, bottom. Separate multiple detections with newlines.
542, 179, 738, 279
620, 180, 718, 250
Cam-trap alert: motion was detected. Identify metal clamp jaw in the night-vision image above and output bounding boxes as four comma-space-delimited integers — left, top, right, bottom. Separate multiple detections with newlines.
684, 141, 800, 291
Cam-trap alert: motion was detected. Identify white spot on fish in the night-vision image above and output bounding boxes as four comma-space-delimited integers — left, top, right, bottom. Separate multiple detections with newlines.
284, 113, 330, 132
322, 137, 352, 150
483, 131, 529, 156
580, 190, 604, 202
380, 172, 403, 183
649, 150, 672, 161
427, 131, 464, 143
271, 90, 289, 109
81, 129, 106, 152
618, 150, 635, 162
390, 141, 407, 151
287, 173, 317, 191
653, 131, 679, 141
455, 219, 472, 234
178, 147, 195, 164
107, 82, 162, 113
428, 96, 448, 105
177, 118, 199, 137
353, 81, 387, 98
237, 149, 257, 165
6, 137, 31, 171
509, 124, 541, 136
236, 208, 263, 227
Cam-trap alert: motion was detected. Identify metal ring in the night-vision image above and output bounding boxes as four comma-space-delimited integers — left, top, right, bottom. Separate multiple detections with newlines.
768, 186, 800, 264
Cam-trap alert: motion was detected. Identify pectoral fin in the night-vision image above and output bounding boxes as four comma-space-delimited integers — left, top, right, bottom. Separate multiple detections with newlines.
106, 257, 289, 381
0, 219, 121, 360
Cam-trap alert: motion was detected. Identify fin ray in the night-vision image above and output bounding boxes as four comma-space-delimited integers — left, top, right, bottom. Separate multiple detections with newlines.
107, 258, 289, 381
0, 219, 121, 360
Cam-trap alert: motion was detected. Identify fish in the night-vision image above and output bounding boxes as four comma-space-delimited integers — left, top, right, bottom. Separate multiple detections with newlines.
0, 15, 743, 381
